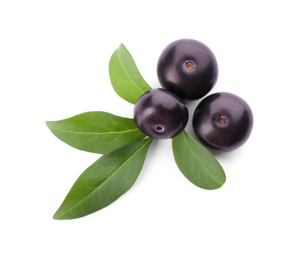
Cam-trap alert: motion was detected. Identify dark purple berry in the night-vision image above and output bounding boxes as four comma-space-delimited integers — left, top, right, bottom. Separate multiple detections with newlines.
157, 39, 218, 100
134, 88, 188, 139
192, 92, 253, 152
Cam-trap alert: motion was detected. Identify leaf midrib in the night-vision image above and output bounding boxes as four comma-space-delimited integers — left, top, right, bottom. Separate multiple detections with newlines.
117, 46, 146, 95
110, 70, 139, 89
182, 131, 222, 186
55, 138, 152, 218
47, 123, 141, 135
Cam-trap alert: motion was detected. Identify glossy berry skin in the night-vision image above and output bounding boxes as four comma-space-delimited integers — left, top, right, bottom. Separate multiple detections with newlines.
157, 39, 218, 100
193, 92, 253, 152
134, 88, 188, 139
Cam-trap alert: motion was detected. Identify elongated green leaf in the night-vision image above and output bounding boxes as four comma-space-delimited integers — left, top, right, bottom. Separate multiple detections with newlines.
46, 111, 146, 154
53, 138, 153, 220
109, 43, 152, 104
172, 130, 226, 190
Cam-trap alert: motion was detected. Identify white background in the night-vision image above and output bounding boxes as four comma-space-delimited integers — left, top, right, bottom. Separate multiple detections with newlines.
1, 0, 298, 259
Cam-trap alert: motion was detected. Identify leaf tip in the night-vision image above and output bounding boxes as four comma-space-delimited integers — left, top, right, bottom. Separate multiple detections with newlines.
45, 121, 52, 129
52, 211, 61, 220
118, 43, 130, 55
119, 42, 126, 49
53, 208, 68, 220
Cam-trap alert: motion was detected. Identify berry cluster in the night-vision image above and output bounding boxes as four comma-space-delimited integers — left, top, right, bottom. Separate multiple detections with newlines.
134, 39, 253, 152
46, 39, 254, 219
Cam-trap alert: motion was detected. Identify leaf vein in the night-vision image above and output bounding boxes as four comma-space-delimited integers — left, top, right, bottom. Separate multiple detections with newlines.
182, 131, 221, 185
110, 70, 139, 88
48, 124, 140, 135
117, 47, 145, 95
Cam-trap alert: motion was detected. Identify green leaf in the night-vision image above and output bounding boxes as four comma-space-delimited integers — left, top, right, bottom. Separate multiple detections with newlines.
109, 43, 152, 104
172, 130, 226, 190
53, 138, 153, 220
46, 111, 146, 154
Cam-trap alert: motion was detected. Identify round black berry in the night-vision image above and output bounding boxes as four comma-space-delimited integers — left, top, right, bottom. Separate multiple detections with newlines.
157, 39, 218, 100
192, 92, 253, 152
134, 88, 188, 139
